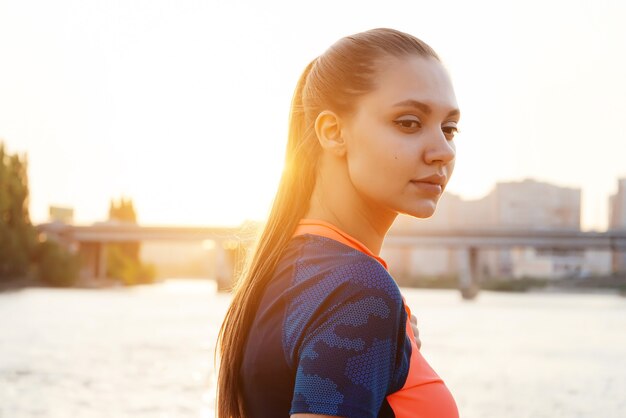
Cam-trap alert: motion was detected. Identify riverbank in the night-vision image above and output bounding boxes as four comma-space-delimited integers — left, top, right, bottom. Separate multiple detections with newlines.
399, 273, 626, 296
0, 276, 41, 293
545, 275, 626, 296
486, 276, 626, 296
3, 274, 626, 296
0, 275, 130, 292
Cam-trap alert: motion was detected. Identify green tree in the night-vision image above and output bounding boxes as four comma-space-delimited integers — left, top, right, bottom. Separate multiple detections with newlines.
106, 196, 156, 285
35, 240, 80, 287
108, 196, 140, 261
0, 142, 38, 280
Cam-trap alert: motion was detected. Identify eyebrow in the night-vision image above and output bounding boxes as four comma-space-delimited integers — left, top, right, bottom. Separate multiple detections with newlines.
393, 99, 461, 118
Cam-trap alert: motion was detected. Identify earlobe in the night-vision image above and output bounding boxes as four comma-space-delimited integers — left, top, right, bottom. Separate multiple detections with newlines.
314, 110, 346, 157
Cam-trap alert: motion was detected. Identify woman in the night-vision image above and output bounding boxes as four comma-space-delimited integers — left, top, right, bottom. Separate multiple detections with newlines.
216, 28, 460, 418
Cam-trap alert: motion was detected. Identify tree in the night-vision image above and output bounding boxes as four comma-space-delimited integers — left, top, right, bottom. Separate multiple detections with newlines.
108, 196, 140, 261
0, 141, 37, 280
36, 240, 80, 287
106, 196, 156, 285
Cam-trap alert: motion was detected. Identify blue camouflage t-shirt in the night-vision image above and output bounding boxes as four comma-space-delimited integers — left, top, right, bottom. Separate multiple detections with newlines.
239, 232, 411, 418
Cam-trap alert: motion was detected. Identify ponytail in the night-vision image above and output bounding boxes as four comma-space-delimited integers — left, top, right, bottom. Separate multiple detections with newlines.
215, 58, 320, 418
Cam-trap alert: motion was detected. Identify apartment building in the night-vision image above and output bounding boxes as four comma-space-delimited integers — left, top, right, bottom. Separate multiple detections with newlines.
385, 178, 589, 281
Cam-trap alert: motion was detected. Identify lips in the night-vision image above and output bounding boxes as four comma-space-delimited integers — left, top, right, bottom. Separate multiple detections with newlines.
411, 173, 446, 186
410, 181, 442, 194
410, 173, 446, 195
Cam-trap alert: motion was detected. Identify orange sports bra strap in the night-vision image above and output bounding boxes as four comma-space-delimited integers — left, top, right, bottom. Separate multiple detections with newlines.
292, 218, 389, 270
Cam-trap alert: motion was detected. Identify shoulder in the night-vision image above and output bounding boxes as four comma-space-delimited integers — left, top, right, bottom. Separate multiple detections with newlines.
283, 235, 411, 417
285, 233, 400, 299
282, 234, 405, 365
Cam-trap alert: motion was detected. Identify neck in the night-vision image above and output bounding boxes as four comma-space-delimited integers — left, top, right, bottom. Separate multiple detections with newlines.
304, 167, 397, 256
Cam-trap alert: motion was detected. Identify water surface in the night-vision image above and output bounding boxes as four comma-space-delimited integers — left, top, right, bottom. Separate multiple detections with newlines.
0, 280, 624, 418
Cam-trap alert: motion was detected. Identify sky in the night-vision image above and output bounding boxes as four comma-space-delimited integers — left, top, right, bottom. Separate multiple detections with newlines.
1, 0, 625, 231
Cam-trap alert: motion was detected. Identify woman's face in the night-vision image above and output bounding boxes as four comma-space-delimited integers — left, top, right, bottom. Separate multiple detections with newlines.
340, 55, 459, 219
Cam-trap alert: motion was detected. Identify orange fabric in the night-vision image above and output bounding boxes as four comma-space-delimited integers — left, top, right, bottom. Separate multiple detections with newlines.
387, 295, 459, 417
292, 218, 389, 270
292, 218, 460, 417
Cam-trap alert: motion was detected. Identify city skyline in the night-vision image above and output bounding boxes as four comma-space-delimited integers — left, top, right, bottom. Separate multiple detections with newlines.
1, 0, 625, 230
39, 176, 626, 232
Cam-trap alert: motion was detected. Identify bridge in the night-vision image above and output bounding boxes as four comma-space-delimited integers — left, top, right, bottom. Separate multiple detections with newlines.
385, 228, 626, 298
35, 221, 251, 290
36, 222, 626, 299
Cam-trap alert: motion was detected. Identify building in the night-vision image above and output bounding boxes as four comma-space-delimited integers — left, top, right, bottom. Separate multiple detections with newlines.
609, 178, 626, 272
49, 205, 74, 224
385, 178, 588, 281
492, 179, 580, 229
609, 178, 626, 228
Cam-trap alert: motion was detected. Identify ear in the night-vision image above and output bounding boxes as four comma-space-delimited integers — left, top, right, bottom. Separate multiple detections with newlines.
314, 110, 346, 157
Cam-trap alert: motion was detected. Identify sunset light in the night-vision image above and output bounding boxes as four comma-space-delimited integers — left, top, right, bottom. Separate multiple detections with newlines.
1, 1, 625, 230
2, 2, 626, 418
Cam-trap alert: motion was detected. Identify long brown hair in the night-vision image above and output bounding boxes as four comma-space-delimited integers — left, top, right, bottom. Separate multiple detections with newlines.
215, 28, 440, 418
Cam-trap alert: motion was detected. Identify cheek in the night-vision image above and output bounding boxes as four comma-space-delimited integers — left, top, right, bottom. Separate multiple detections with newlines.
346, 129, 412, 195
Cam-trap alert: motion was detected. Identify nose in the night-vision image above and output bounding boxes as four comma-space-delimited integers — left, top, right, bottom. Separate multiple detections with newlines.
423, 128, 456, 166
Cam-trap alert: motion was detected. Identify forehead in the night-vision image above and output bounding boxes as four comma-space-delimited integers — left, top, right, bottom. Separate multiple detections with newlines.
358, 55, 458, 115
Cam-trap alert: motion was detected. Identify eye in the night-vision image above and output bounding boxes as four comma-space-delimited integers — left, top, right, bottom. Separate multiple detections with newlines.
442, 123, 460, 140
394, 117, 422, 131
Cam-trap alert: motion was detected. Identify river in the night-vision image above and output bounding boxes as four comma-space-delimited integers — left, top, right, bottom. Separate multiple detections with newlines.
0, 280, 624, 418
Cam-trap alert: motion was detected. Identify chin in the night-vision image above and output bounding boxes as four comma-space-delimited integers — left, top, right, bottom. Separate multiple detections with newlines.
402, 202, 439, 219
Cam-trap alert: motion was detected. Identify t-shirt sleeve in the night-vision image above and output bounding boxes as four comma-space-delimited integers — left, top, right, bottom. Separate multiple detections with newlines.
285, 258, 410, 418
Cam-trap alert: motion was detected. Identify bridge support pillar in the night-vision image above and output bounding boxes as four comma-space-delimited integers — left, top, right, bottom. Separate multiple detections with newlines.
96, 242, 107, 279
214, 240, 233, 292
457, 247, 480, 300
